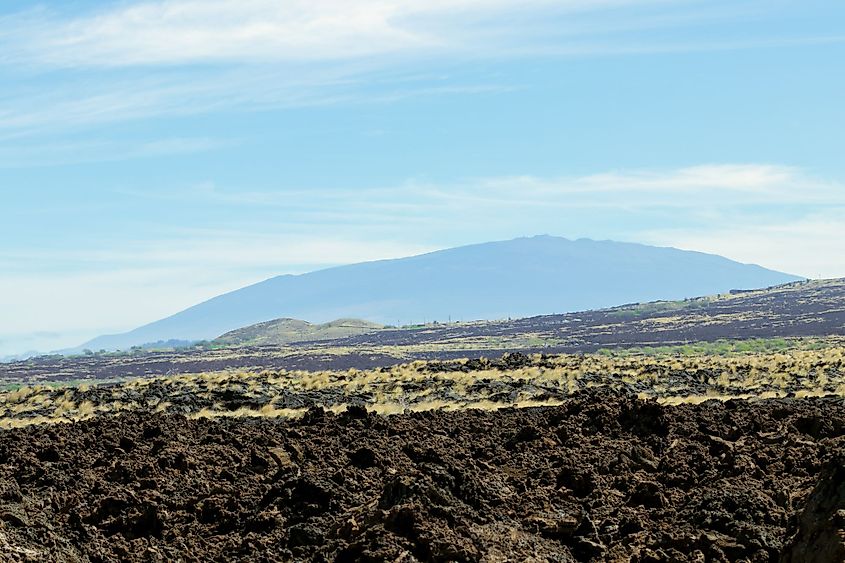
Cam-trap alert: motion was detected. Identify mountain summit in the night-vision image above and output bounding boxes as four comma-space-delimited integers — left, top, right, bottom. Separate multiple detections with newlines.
81, 236, 802, 351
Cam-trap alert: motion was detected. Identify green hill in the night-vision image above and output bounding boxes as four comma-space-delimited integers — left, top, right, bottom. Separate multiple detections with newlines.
214, 318, 384, 347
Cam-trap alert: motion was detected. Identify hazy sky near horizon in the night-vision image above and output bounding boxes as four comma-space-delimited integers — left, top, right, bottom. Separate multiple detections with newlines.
2, 0, 845, 355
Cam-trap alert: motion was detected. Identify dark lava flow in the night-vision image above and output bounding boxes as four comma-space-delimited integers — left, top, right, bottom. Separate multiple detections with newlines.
1, 390, 844, 562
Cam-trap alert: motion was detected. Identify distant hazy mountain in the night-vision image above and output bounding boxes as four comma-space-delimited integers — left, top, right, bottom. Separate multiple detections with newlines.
0, 351, 40, 363
80, 236, 803, 351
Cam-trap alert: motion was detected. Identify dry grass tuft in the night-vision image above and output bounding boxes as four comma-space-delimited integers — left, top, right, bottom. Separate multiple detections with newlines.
2, 345, 845, 428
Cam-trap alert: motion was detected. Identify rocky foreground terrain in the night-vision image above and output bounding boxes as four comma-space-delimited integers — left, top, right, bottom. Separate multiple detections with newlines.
1, 390, 844, 562
4, 349, 845, 429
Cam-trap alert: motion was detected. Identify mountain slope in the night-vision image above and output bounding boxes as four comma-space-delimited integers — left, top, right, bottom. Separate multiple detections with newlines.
339, 277, 845, 352
81, 236, 803, 351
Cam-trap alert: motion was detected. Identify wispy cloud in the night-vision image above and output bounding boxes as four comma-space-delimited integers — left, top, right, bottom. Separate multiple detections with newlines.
1, 0, 836, 138
2, 0, 674, 68
644, 212, 845, 280
0, 65, 363, 137
125, 163, 845, 212
8, 162, 841, 275
116, 163, 845, 278
0, 64, 513, 141
457, 164, 845, 207
5, 0, 838, 68
0, 136, 232, 168
0, 235, 434, 273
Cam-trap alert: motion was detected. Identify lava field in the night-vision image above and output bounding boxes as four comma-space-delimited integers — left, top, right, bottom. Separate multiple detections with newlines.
1, 390, 844, 562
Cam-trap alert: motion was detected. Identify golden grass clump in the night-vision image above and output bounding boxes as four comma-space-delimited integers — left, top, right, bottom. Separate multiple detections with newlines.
188, 406, 307, 420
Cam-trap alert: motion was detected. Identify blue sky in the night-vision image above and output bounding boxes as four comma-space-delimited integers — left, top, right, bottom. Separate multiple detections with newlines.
2, 0, 845, 355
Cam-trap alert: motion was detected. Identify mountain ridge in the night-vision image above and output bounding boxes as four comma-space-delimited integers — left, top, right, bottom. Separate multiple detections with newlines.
79, 235, 803, 351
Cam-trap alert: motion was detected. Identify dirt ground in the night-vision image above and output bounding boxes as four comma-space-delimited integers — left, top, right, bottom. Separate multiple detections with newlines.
1, 390, 844, 562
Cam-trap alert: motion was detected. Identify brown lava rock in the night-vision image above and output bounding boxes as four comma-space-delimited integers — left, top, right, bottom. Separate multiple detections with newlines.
0, 390, 843, 562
